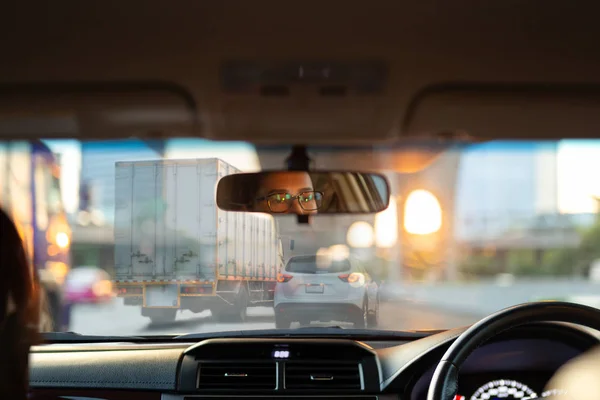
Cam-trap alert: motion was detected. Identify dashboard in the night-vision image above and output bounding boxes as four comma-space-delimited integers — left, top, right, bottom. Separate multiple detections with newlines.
27, 323, 599, 400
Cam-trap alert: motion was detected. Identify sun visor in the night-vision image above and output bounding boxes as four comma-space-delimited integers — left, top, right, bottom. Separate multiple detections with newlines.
404, 84, 600, 140
0, 83, 197, 139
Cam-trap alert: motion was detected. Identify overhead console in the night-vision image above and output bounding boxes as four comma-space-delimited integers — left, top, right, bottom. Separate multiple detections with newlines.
178, 338, 384, 399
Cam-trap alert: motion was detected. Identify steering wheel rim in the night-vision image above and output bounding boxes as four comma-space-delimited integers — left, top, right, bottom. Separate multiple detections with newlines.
426, 301, 600, 400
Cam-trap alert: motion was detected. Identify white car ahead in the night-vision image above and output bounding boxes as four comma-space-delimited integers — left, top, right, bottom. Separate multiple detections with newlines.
274, 254, 379, 329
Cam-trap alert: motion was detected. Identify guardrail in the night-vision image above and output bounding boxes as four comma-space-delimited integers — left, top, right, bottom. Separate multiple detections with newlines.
384, 278, 600, 316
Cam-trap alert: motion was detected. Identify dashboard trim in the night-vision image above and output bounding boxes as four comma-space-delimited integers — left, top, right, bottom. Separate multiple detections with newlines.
29, 388, 162, 400
29, 347, 184, 390
375, 326, 466, 389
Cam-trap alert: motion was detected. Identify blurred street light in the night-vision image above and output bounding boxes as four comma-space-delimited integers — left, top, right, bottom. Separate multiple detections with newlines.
375, 198, 398, 248
346, 221, 374, 248
404, 189, 442, 235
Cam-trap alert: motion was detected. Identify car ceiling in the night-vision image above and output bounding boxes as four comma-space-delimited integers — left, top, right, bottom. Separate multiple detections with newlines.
2, 0, 600, 144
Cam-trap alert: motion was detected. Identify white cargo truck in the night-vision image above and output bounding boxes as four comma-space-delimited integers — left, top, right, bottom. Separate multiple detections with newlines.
113, 158, 284, 324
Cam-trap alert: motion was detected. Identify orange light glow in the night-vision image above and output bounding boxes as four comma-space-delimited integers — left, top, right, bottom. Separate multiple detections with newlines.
404, 189, 442, 235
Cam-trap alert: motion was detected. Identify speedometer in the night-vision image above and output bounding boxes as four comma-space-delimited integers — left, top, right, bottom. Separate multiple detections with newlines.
470, 380, 537, 400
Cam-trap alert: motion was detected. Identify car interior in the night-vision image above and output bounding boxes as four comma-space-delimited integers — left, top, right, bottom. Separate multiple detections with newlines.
4, 1, 600, 400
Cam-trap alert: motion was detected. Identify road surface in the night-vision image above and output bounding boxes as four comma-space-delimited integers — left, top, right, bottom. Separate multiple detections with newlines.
68, 279, 600, 335
68, 298, 478, 336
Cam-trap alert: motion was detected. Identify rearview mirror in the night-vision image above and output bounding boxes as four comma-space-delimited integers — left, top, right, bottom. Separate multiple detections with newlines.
216, 171, 390, 214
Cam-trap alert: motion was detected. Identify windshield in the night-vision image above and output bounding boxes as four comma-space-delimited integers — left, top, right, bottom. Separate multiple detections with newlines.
9, 138, 600, 335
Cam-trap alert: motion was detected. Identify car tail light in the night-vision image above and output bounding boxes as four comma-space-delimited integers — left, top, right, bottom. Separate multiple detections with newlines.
338, 273, 364, 286
181, 285, 213, 294
277, 273, 293, 283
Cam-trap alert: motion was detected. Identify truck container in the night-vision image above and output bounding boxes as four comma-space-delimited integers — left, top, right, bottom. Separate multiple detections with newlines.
113, 158, 283, 323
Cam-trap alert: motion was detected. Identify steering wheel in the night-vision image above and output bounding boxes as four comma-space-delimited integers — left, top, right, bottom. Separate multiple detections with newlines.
427, 301, 600, 400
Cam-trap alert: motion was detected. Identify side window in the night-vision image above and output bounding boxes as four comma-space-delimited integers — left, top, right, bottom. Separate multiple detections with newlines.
7, 142, 34, 262
48, 173, 63, 214
34, 156, 63, 231
34, 159, 49, 231
9, 142, 32, 227
0, 143, 6, 208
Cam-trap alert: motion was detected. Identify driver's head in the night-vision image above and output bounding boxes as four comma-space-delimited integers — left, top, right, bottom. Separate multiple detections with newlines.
0, 208, 40, 399
253, 172, 321, 215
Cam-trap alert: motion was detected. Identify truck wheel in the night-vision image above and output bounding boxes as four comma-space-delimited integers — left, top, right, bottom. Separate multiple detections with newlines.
353, 300, 368, 329
238, 286, 249, 320
144, 308, 177, 325
367, 298, 379, 328
231, 286, 249, 322
216, 285, 249, 323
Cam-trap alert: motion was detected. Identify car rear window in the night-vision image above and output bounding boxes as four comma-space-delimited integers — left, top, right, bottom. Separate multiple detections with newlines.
285, 256, 351, 274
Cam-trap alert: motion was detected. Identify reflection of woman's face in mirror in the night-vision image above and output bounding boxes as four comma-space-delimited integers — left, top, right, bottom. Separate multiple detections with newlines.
254, 172, 319, 215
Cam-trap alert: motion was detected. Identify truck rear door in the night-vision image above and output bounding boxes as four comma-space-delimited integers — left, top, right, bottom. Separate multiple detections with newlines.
168, 162, 203, 280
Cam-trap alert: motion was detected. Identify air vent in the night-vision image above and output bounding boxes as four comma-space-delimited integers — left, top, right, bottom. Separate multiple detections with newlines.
197, 361, 277, 390
284, 362, 362, 390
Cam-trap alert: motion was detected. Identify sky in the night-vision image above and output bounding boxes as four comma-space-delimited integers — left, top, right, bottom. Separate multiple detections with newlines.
556, 140, 600, 214
45, 139, 260, 215
165, 139, 260, 171
43, 139, 81, 214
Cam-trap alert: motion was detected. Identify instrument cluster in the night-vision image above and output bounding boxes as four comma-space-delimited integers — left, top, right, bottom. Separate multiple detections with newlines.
455, 374, 561, 400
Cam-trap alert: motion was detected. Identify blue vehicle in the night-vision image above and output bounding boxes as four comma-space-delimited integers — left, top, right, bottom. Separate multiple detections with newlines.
0, 140, 71, 331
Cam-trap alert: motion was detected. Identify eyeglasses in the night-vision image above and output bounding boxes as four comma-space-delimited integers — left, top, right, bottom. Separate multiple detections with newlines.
257, 190, 324, 213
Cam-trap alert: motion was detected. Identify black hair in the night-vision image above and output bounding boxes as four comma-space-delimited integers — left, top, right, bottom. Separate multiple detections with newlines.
0, 208, 39, 399
0, 210, 35, 322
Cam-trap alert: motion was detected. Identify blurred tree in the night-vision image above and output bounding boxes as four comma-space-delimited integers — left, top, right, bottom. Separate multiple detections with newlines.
507, 250, 539, 276
458, 254, 497, 278
459, 217, 595, 278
